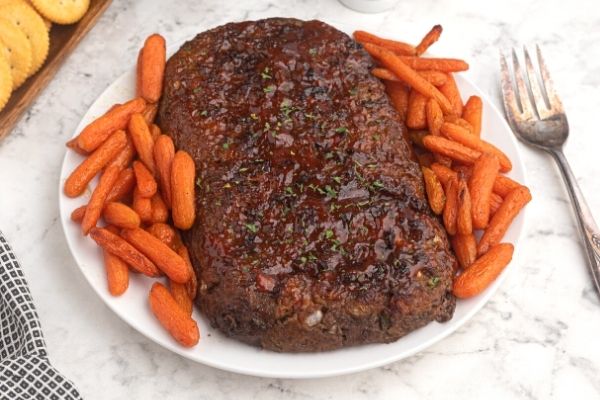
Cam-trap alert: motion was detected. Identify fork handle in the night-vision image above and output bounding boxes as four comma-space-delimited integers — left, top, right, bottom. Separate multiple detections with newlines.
550, 149, 600, 295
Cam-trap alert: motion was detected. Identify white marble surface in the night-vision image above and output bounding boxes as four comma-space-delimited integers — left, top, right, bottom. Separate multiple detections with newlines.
1, 0, 600, 398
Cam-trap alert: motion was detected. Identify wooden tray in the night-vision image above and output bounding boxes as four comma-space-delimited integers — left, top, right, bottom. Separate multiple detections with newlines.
0, 0, 112, 141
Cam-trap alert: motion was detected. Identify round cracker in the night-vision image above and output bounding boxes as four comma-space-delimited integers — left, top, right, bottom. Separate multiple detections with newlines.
0, 2, 49, 74
0, 53, 13, 111
30, 0, 89, 25
0, 0, 50, 28
0, 18, 32, 88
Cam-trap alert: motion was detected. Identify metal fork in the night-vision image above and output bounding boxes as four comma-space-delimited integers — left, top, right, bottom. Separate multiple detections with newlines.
500, 46, 600, 298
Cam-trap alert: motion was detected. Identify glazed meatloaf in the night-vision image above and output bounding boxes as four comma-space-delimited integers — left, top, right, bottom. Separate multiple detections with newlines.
159, 18, 456, 352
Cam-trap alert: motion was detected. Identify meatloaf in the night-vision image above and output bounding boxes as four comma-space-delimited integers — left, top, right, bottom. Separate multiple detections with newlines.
159, 18, 456, 352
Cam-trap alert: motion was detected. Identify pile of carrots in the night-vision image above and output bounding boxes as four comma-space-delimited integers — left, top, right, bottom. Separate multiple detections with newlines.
354, 26, 531, 298
64, 34, 200, 347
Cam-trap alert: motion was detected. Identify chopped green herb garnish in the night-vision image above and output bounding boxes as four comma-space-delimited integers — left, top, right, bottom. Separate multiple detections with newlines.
200, 110, 208, 116
335, 127, 348, 134
196, 178, 202, 188
239, 167, 249, 172
333, 176, 342, 184
263, 85, 276, 93
349, 87, 358, 96
324, 185, 337, 198
261, 67, 272, 80
304, 113, 316, 120
299, 256, 307, 264
428, 276, 441, 288
308, 254, 318, 261
245, 223, 259, 234
222, 142, 230, 149
323, 229, 334, 240
285, 186, 295, 196
372, 180, 384, 189
330, 203, 341, 212
372, 134, 380, 141
309, 48, 317, 56
193, 87, 202, 93
324, 152, 335, 160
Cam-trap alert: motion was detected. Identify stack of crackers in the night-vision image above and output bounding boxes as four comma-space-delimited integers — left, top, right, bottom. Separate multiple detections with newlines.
0, 0, 91, 112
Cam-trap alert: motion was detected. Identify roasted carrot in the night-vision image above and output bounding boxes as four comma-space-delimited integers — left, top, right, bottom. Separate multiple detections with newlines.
121, 228, 190, 283
456, 177, 473, 235
432, 162, 516, 199
89, 227, 160, 277
440, 122, 512, 172
443, 177, 458, 235
416, 24, 443, 56
142, 103, 158, 125
146, 222, 180, 250
490, 192, 503, 215
70, 205, 86, 223
451, 234, 477, 270
423, 135, 481, 164
493, 174, 521, 197
133, 160, 157, 198
106, 168, 136, 203
406, 90, 428, 129
64, 130, 127, 198
430, 162, 457, 186
469, 153, 500, 229
107, 134, 136, 170
373, 68, 447, 86
149, 282, 199, 347
363, 43, 453, 114
397, 56, 469, 72
178, 245, 197, 300
422, 166, 445, 215
76, 98, 146, 152
132, 187, 152, 223
453, 243, 514, 298
81, 164, 121, 235
353, 30, 416, 55
151, 193, 169, 223
444, 116, 474, 134
129, 113, 156, 174
103, 202, 141, 229
153, 135, 175, 208
462, 96, 483, 136
426, 98, 444, 136
384, 80, 409, 121
140, 34, 166, 103
478, 187, 531, 255
103, 250, 129, 296
66, 137, 88, 155
171, 151, 196, 230
438, 74, 463, 116
170, 280, 193, 316
150, 124, 161, 141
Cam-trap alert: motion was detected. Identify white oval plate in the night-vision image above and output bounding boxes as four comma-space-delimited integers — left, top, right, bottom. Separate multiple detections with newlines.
59, 21, 527, 379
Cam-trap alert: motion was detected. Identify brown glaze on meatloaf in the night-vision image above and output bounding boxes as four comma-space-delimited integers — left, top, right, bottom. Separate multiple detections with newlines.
159, 18, 456, 352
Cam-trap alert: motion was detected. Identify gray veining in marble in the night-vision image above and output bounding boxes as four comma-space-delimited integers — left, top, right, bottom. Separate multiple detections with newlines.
1, 0, 600, 398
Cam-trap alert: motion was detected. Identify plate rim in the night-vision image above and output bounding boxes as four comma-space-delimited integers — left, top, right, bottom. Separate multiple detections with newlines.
58, 21, 528, 379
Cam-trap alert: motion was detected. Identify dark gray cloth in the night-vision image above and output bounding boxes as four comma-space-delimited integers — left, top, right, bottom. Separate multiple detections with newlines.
0, 232, 82, 400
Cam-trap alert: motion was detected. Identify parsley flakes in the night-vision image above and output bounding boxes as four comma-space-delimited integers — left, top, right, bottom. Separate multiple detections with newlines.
245, 223, 259, 234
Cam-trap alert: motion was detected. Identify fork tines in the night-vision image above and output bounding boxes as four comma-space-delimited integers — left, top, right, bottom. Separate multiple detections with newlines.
500, 45, 564, 121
